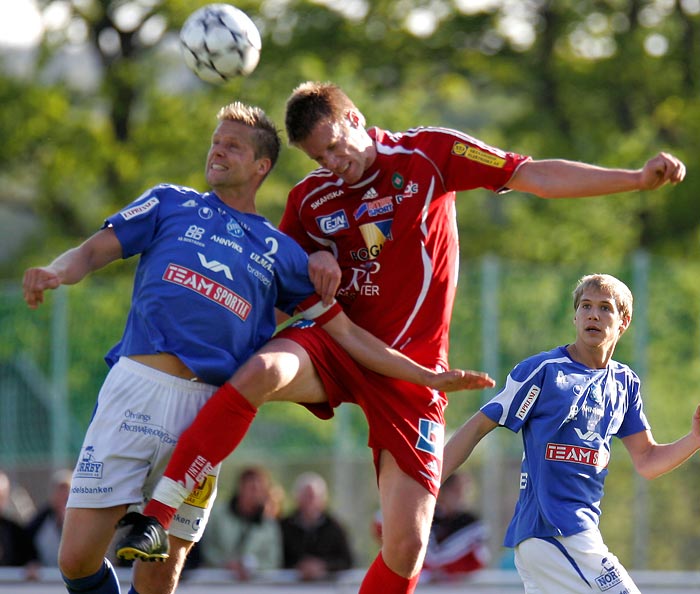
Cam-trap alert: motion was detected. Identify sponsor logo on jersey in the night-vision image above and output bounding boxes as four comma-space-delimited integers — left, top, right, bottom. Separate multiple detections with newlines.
595, 558, 623, 591
120, 197, 159, 221
247, 263, 271, 287
341, 261, 381, 297
198, 207, 214, 220
181, 199, 198, 207
515, 385, 540, 420
451, 142, 506, 168
361, 187, 379, 200
179, 225, 206, 247
183, 474, 217, 510
545, 443, 609, 468
163, 264, 251, 320
415, 418, 444, 455
392, 173, 404, 189
198, 253, 233, 280
354, 197, 394, 220
311, 189, 344, 209
210, 234, 243, 253
75, 445, 103, 479
316, 210, 350, 235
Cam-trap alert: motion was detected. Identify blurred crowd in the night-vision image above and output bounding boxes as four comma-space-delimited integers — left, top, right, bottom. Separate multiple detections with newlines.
1, 466, 488, 583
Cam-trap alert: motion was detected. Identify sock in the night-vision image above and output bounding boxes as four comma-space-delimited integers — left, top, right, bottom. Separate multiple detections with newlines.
144, 383, 257, 529
62, 558, 120, 594
359, 552, 420, 594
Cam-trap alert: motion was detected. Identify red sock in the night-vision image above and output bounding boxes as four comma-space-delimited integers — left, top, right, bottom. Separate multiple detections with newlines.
143, 383, 257, 528
359, 552, 420, 594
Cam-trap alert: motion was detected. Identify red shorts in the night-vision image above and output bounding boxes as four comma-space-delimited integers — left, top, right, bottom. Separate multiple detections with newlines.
277, 321, 447, 497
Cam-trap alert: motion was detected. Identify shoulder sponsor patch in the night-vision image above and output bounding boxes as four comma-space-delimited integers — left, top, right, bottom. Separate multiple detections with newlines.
515, 385, 540, 420
120, 197, 159, 220
451, 142, 506, 168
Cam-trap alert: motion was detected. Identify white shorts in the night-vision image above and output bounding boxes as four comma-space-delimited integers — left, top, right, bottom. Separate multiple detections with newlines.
67, 357, 220, 542
514, 529, 641, 594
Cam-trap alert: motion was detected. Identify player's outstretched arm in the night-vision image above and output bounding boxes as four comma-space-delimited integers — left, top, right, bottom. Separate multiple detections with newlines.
509, 152, 686, 198
622, 404, 700, 480
442, 412, 498, 481
319, 310, 495, 392
22, 227, 123, 309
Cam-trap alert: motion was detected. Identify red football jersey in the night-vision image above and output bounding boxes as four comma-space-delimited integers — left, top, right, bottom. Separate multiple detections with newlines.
280, 126, 530, 367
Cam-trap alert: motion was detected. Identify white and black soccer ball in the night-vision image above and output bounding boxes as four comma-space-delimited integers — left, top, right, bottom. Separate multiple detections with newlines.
180, 4, 261, 84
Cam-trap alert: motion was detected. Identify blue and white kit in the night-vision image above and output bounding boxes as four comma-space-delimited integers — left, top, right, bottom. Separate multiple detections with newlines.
481, 345, 650, 593
68, 184, 325, 541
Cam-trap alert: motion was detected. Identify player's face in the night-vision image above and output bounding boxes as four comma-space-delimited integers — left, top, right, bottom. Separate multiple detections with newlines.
573, 288, 629, 350
205, 120, 266, 191
296, 113, 374, 184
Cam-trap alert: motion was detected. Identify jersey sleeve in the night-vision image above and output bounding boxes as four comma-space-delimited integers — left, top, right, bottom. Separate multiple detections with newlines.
615, 369, 651, 438
413, 127, 531, 194
102, 186, 163, 258
481, 359, 542, 433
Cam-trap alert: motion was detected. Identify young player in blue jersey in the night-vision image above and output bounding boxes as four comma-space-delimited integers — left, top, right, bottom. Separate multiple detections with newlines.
442, 273, 700, 594
22, 102, 491, 594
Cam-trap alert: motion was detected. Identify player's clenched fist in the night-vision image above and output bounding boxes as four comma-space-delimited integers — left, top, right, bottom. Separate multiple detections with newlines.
641, 151, 686, 190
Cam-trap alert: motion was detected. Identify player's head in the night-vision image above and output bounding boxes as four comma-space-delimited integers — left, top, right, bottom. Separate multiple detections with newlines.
285, 81, 363, 144
216, 101, 281, 176
284, 82, 374, 184
573, 274, 633, 321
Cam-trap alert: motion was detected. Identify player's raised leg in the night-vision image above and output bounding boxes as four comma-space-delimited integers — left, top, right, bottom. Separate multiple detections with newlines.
114, 337, 328, 560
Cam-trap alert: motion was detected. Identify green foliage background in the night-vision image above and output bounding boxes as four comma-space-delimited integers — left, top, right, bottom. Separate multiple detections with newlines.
2, 0, 700, 570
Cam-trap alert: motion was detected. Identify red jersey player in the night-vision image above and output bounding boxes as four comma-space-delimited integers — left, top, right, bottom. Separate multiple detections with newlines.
116, 83, 685, 594
274, 82, 684, 594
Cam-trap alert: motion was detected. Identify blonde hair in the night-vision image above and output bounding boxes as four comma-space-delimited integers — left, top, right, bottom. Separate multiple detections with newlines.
572, 274, 633, 320
216, 101, 281, 169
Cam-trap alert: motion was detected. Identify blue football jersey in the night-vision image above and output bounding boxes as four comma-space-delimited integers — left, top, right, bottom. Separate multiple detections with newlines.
481, 346, 650, 547
103, 184, 317, 385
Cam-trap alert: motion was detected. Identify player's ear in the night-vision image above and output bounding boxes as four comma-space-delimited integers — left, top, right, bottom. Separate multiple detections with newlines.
257, 157, 272, 177
346, 109, 364, 128
618, 315, 631, 335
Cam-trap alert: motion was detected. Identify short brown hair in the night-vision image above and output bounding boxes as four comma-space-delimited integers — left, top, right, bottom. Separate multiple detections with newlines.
217, 101, 281, 169
572, 274, 633, 320
285, 81, 361, 144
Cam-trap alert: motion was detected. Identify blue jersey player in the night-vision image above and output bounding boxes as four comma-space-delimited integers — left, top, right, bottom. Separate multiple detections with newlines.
442, 273, 700, 594
22, 102, 487, 594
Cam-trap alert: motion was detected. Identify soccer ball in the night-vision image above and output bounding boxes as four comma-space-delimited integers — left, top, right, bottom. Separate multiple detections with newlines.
180, 4, 261, 84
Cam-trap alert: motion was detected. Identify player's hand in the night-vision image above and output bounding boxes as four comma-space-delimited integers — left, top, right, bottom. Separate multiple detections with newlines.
22, 267, 61, 309
308, 250, 341, 306
640, 152, 686, 190
426, 369, 496, 392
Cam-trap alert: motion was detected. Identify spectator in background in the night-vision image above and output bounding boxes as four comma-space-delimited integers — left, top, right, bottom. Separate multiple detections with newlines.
26, 469, 72, 567
201, 466, 282, 580
0, 470, 33, 567
280, 472, 353, 581
422, 472, 489, 581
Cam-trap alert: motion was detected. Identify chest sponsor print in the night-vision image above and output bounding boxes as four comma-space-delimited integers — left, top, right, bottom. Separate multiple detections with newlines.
163, 263, 251, 320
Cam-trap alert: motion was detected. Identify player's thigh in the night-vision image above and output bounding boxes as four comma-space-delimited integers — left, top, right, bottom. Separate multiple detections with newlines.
133, 535, 193, 594
58, 506, 128, 577
377, 450, 436, 571
231, 337, 328, 404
